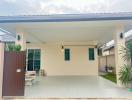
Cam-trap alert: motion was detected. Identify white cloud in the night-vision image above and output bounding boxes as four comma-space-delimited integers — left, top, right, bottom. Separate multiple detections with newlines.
0, 0, 132, 15
4, 0, 16, 3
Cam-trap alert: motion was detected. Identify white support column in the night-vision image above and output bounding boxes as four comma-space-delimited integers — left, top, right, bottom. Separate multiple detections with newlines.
15, 32, 26, 51
0, 43, 4, 99
114, 25, 126, 87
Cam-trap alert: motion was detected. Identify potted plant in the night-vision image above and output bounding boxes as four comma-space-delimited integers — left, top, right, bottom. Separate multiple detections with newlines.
119, 41, 132, 91
108, 66, 114, 73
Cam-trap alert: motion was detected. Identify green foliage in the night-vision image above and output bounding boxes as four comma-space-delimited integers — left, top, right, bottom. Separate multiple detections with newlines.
120, 41, 132, 62
6, 44, 21, 52
101, 73, 117, 83
119, 46, 131, 61
7, 44, 15, 52
119, 41, 132, 85
14, 45, 21, 52
119, 65, 132, 85
126, 41, 132, 50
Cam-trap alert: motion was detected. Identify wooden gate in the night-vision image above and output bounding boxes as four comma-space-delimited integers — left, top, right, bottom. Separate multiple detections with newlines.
2, 51, 26, 96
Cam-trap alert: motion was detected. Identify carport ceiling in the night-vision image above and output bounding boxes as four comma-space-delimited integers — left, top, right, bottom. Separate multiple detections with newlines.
0, 20, 132, 44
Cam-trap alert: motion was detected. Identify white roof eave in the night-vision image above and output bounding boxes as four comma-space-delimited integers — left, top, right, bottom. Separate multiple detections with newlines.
0, 13, 132, 23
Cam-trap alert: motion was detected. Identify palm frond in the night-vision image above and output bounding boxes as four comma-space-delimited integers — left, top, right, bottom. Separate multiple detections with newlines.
119, 46, 131, 61
118, 65, 132, 85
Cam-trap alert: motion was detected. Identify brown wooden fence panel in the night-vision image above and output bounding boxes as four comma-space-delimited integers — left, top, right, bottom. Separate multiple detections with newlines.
2, 51, 26, 96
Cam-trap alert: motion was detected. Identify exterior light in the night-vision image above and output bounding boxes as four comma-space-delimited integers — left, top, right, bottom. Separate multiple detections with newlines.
17, 35, 21, 41
61, 45, 64, 52
120, 33, 124, 39
26, 41, 31, 44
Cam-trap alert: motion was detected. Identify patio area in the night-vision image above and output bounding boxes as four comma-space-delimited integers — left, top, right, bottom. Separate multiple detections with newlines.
25, 76, 132, 99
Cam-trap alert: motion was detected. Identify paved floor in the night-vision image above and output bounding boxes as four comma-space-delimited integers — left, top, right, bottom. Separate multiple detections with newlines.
24, 76, 132, 98
6, 99, 132, 100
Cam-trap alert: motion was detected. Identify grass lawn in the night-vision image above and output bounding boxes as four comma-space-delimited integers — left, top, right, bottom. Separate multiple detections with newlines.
100, 73, 117, 83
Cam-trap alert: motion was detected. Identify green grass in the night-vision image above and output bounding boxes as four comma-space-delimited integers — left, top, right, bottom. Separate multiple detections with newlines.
100, 73, 117, 83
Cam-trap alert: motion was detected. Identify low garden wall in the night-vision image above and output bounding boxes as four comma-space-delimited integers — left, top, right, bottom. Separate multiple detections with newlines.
98, 54, 116, 74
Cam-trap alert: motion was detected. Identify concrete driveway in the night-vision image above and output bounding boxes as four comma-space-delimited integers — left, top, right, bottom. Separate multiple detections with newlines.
25, 76, 132, 98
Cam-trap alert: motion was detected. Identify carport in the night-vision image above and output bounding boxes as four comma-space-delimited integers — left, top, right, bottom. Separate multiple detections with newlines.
0, 13, 132, 98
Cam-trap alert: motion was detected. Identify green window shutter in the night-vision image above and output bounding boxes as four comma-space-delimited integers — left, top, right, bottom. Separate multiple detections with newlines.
64, 49, 70, 61
89, 48, 95, 60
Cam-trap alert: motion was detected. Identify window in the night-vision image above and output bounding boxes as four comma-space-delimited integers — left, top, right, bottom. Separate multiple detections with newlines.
89, 48, 94, 60
64, 49, 70, 61
27, 49, 41, 71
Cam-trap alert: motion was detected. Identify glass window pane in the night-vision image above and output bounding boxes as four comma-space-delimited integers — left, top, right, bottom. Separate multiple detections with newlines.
64, 49, 70, 61
34, 60, 40, 71
27, 49, 41, 71
34, 49, 40, 60
28, 49, 34, 60
89, 48, 95, 60
28, 60, 33, 71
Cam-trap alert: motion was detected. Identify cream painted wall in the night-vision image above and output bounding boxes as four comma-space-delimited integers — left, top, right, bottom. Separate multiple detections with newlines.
99, 54, 115, 68
99, 54, 116, 73
27, 43, 98, 76
15, 32, 26, 51
0, 43, 4, 98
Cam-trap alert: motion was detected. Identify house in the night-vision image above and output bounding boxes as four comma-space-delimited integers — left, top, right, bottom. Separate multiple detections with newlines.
0, 13, 132, 98
101, 34, 132, 56
98, 34, 132, 73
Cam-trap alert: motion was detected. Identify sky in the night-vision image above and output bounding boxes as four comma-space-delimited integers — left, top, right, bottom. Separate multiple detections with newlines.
0, 0, 132, 43
0, 0, 132, 16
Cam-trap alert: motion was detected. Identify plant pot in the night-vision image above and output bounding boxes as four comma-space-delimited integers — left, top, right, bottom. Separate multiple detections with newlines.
108, 69, 113, 73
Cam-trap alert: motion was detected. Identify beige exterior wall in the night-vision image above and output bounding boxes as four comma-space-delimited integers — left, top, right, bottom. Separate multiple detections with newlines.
99, 54, 115, 68
110, 48, 115, 55
15, 32, 26, 51
102, 48, 114, 56
0, 43, 4, 98
99, 54, 115, 73
98, 56, 106, 71
107, 54, 115, 68
27, 43, 98, 76
102, 51, 109, 56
